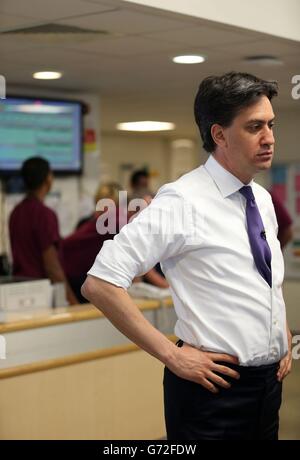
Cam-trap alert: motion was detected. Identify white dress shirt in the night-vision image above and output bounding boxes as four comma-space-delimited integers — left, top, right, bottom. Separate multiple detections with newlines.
87, 155, 288, 366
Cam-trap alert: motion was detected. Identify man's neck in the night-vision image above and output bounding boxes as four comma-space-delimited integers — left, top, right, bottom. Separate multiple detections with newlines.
212, 152, 253, 185
27, 188, 47, 202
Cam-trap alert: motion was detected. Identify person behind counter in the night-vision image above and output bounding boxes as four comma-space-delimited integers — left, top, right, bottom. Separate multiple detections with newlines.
130, 168, 150, 198
9, 156, 78, 305
269, 190, 293, 249
61, 182, 123, 303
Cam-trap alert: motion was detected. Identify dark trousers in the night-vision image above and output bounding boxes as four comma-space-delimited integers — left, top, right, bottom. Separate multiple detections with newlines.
163, 344, 282, 440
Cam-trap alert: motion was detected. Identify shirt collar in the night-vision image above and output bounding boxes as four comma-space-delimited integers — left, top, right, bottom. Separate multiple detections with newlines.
204, 154, 253, 198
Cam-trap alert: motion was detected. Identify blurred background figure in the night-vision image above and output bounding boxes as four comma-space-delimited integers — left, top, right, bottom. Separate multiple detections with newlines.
9, 157, 78, 305
270, 190, 293, 249
61, 182, 122, 303
76, 182, 121, 229
130, 168, 150, 198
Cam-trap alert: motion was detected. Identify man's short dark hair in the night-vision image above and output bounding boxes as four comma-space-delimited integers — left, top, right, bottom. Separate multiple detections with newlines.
130, 169, 149, 187
194, 71, 278, 153
21, 157, 51, 191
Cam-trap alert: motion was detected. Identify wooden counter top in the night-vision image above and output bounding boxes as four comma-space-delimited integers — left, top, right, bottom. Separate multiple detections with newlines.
0, 296, 173, 334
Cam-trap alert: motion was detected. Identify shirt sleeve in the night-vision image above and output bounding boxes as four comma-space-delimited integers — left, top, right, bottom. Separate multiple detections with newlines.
35, 208, 60, 253
87, 186, 193, 289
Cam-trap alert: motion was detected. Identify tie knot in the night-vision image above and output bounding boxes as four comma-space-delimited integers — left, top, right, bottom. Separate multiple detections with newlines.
239, 185, 255, 203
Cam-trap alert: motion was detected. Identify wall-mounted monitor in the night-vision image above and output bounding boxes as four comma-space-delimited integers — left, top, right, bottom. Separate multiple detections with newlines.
0, 96, 83, 175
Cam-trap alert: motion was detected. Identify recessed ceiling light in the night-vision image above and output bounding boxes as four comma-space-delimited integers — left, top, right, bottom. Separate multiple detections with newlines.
33, 71, 63, 80
116, 121, 175, 132
172, 55, 206, 64
244, 56, 283, 66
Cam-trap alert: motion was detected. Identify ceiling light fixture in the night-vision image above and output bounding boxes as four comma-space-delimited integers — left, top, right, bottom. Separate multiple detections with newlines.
172, 55, 206, 64
33, 71, 63, 80
116, 121, 175, 132
244, 56, 283, 66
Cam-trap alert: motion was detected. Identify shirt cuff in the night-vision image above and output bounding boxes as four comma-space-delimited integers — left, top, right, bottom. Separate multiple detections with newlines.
87, 257, 132, 290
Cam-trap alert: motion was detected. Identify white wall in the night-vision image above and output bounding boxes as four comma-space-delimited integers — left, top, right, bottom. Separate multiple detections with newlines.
101, 132, 207, 192
273, 108, 300, 163
124, 0, 300, 42
101, 132, 171, 191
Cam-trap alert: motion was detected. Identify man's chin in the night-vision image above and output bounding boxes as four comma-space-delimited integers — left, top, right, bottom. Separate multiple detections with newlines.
255, 157, 273, 171
259, 162, 272, 170
252, 163, 272, 177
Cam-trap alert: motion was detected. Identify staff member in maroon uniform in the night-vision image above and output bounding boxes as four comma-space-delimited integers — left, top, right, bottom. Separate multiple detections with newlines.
9, 157, 78, 305
61, 182, 122, 303
270, 190, 293, 249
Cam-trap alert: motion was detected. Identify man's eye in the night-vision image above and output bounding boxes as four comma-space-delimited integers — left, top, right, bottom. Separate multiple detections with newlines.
248, 124, 260, 131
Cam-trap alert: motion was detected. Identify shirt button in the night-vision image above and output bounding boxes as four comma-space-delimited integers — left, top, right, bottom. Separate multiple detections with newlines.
273, 320, 278, 326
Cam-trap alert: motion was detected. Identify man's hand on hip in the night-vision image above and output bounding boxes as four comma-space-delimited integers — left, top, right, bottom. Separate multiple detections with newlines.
277, 326, 293, 382
168, 342, 240, 393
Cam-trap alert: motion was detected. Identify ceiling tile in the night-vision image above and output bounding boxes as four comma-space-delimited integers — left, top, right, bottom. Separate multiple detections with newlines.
57, 9, 189, 35
0, 0, 116, 21
215, 38, 300, 58
144, 25, 256, 48
0, 13, 42, 32
57, 35, 184, 57
0, 3, 298, 134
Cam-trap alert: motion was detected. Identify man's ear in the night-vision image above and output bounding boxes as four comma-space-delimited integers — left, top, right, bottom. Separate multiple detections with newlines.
46, 172, 53, 190
211, 124, 227, 149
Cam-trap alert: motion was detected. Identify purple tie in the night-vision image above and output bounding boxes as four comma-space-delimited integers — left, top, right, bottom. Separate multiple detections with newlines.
239, 186, 272, 287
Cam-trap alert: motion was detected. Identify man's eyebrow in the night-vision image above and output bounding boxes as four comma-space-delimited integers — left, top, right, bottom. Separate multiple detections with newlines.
245, 117, 275, 124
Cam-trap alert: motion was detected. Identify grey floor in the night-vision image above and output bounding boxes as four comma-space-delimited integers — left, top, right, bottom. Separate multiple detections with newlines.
279, 358, 300, 440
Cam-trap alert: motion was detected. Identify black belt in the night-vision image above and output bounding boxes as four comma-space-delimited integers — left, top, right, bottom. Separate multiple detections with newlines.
175, 339, 279, 372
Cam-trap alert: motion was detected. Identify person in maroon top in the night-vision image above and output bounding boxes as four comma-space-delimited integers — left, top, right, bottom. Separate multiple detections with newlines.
270, 190, 293, 249
61, 215, 119, 303
61, 182, 123, 303
9, 157, 78, 305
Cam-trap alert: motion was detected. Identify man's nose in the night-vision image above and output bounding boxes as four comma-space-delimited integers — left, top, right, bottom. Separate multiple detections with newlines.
261, 126, 275, 147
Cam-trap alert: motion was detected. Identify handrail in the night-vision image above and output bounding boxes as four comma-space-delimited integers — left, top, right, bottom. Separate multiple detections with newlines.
0, 297, 173, 334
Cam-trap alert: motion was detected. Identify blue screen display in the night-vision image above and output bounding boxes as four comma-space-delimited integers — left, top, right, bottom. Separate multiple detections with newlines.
0, 97, 82, 174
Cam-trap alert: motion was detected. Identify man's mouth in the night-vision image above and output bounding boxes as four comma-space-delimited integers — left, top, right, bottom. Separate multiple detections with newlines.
257, 151, 273, 157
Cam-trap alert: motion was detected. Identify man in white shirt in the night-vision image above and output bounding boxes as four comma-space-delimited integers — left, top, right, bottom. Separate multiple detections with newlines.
82, 72, 292, 440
